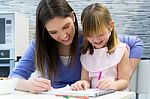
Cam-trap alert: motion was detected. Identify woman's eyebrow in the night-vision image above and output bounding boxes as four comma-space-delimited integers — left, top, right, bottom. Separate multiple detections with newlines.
63, 22, 70, 27
48, 30, 57, 33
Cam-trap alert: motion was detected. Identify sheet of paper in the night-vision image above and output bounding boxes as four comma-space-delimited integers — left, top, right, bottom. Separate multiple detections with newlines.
41, 84, 115, 97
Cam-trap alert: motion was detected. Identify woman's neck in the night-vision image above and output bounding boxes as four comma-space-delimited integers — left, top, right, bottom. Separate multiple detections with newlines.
58, 44, 71, 56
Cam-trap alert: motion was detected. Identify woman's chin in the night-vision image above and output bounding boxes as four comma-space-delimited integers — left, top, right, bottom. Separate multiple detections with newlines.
62, 40, 72, 46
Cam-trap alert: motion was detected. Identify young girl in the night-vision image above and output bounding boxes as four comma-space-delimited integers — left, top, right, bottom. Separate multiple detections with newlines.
71, 3, 130, 91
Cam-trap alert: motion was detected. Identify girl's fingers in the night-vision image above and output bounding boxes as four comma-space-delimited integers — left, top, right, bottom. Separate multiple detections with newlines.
83, 82, 90, 90
100, 82, 109, 90
71, 81, 85, 91
77, 83, 84, 90
72, 84, 79, 90
96, 80, 103, 88
97, 80, 109, 89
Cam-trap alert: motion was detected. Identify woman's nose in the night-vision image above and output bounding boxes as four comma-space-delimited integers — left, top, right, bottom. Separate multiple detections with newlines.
63, 33, 68, 40
60, 32, 67, 40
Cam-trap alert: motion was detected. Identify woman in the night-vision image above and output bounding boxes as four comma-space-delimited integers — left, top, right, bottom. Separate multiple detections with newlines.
9, 0, 143, 93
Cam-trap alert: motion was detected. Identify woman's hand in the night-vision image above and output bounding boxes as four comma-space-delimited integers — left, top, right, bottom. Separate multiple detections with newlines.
27, 78, 52, 93
96, 79, 117, 90
71, 80, 90, 91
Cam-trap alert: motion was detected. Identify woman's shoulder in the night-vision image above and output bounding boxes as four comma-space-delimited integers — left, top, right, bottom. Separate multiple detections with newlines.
78, 29, 84, 46
29, 39, 36, 50
78, 29, 83, 39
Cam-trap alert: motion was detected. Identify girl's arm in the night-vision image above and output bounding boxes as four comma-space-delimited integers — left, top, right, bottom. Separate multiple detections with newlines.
119, 35, 143, 80
71, 66, 90, 90
96, 48, 130, 90
81, 66, 90, 81
114, 47, 130, 90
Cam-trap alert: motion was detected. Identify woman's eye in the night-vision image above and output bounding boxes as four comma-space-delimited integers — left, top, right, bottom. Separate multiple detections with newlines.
63, 25, 69, 29
49, 31, 57, 34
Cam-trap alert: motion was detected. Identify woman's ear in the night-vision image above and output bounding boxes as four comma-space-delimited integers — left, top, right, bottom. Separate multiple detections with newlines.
111, 21, 115, 31
70, 11, 75, 22
73, 16, 75, 22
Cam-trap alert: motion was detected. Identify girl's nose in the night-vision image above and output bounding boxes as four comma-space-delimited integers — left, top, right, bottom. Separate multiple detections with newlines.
92, 36, 98, 42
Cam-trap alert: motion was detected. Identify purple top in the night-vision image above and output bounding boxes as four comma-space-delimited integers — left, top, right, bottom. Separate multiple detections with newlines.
119, 35, 143, 58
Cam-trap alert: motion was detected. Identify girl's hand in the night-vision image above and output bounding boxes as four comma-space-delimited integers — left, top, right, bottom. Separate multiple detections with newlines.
71, 80, 90, 91
27, 78, 52, 93
96, 79, 117, 90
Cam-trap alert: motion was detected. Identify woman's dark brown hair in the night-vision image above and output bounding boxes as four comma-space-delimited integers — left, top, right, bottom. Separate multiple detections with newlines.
35, 0, 79, 79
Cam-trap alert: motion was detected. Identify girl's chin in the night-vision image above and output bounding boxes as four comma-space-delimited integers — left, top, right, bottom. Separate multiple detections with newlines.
94, 45, 105, 49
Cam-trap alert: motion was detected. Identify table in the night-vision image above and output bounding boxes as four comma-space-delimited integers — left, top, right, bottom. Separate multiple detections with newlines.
0, 90, 135, 99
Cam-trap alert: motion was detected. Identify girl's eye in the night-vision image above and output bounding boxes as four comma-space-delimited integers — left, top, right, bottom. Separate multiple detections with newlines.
87, 34, 93, 37
87, 35, 92, 37
97, 34, 102, 37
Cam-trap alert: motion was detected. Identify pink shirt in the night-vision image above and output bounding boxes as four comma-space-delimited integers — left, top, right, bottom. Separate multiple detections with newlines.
80, 42, 127, 88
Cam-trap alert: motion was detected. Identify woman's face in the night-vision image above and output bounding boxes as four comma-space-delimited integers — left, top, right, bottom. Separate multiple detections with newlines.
86, 27, 111, 49
45, 16, 75, 45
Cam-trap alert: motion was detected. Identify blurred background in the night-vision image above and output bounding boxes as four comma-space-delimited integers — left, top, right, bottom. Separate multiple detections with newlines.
0, 0, 150, 99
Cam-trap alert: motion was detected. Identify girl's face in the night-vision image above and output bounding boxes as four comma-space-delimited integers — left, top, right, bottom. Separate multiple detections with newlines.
45, 16, 75, 45
86, 27, 111, 49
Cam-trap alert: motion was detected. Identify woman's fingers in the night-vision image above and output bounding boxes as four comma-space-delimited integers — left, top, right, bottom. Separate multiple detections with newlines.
28, 78, 52, 93
35, 78, 51, 89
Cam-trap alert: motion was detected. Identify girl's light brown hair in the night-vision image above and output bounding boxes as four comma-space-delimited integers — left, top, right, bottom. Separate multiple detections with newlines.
81, 3, 119, 54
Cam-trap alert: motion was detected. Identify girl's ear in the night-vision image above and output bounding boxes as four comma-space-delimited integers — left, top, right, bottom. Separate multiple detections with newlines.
111, 21, 115, 31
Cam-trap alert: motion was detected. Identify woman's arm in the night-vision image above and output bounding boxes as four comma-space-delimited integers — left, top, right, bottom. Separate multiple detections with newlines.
15, 78, 51, 93
9, 40, 36, 79
9, 40, 51, 93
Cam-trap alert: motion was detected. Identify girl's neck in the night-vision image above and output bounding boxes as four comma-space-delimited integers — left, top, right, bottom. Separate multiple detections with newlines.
58, 44, 71, 56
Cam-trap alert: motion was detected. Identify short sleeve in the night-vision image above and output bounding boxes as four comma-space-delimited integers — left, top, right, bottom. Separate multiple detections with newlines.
118, 35, 143, 58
